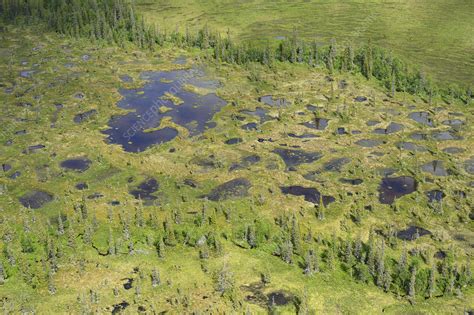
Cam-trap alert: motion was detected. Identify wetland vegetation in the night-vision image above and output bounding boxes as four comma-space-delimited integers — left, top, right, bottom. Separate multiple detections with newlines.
0, 0, 472, 313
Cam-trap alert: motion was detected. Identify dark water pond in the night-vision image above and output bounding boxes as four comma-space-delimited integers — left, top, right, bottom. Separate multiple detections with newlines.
442, 119, 464, 126
241, 122, 258, 130
112, 301, 129, 314
410, 132, 428, 141
225, 138, 242, 145
20, 70, 35, 78
273, 148, 322, 168
19, 190, 53, 209
409, 111, 434, 127
434, 250, 447, 260
267, 291, 292, 306
426, 190, 445, 203
302, 118, 329, 130
229, 155, 261, 171
432, 130, 462, 141
421, 160, 448, 176
354, 96, 367, 102
373, 122, 404, 134
339, 178, 363, 185
123, 278, 133, 290
103, 69, 226, 152
239, 107, 273, 123
367, 120, 380, 126
379, 176, 417, 205
323, 157, 351, 172
205, 178, 251, 201
74, 109, 97, 123
306, 104, 321, 111
396, 142, 426, 152
442, 147, 464, 154
258, 95, 289, 107
336, 127, 347, 135
9, 171, 21, 179
23, 144, 45, 154
281, 186, 335, 206
60, 158, 91, 172
2, 164, 11, 172
288, 132, 317, 139
75, 182, 88, 190
355, 139, 382, 148
129, 178, 159, 201
397, 226, 431, 241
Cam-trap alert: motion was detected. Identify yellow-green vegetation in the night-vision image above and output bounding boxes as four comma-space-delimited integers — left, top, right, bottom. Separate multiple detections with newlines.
0, 11, 473, 315
136, 0, 474, 86
161, 92, 184, 105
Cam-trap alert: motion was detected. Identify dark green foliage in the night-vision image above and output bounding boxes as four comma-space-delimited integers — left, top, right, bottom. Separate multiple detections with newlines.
21, 235, 35, 253
246, 225, 256, 249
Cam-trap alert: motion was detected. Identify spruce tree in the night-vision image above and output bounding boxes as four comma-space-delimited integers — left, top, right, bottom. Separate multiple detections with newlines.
216, 262, 234, 296
376, 240, 385, 288
108, 228, 115, 256
408, 265, 417, 299
304, 250, 314, 276
383, 267, 392, 293
57, 213, 64, 235
428, 263, 436, 298
0, 261, 5, 284
291, 214, 301, 253
280, 239, 293, 264
157, 238, 165, 258
247, 225, 257, 249
151, 268, 161, 287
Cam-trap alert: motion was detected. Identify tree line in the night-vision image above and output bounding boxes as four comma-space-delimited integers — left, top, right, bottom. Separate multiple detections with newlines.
0, 0, 471, 104
1, 198, 471, 311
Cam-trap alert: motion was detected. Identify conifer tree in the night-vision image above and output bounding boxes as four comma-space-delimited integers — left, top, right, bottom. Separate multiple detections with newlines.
408, 265, 417, 299
157, 238, 165, 258
0, 261, 5, 285
151, 268, 161, 287
383, 267, 392, 293
304, 250, 314, 276
216, 262, 234, 296
108, 228, 115, 256
280, 239, 293, 264
376, 240, 386, 288
428, 263, 436, 298
247, 225, 257, 249
290, 214, 301, 253
57, 214, 64, 235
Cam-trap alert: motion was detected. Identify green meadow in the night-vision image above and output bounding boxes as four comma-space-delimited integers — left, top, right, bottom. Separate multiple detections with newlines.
137, 0, 474, 86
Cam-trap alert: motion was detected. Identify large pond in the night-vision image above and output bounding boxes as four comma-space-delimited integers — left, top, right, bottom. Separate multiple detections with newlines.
103, 69, 226, 152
